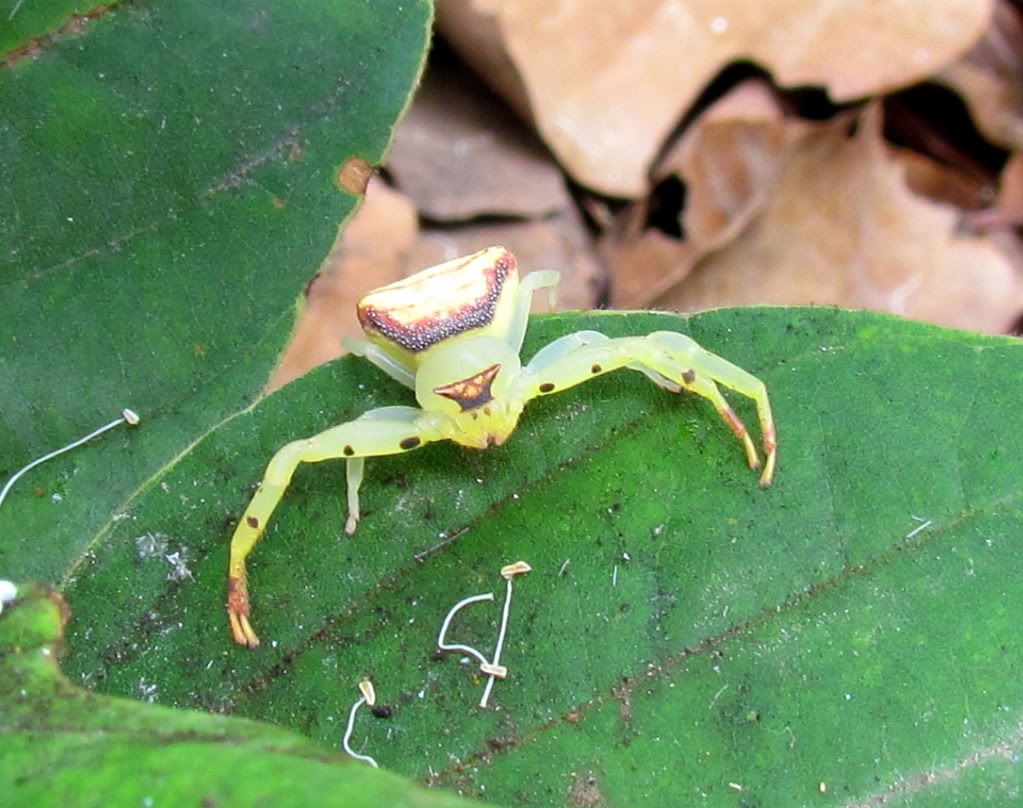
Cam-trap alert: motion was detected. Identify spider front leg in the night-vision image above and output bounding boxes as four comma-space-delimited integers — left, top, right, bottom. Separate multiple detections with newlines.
520, 329, 776, 486
227, 406, 447, 647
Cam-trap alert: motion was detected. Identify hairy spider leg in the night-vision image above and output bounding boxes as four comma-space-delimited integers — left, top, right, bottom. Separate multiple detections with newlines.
227, 405, 445, 647
519, 330, 776, 486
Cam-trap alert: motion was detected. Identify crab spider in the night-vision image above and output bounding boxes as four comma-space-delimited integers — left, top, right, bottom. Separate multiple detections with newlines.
227, 247, 776, 646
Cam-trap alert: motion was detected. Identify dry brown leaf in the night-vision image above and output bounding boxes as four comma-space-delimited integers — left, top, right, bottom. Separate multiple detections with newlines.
996, 153, 1023, 221
966, 153, 1023, 231
896, 147, 995, 211
936, 0, 1023, 151
409, 210, 603, 311
655, 106, 1023, 333
387, 50, 570, 221
269, 178, 419, 390
659, 81, 809, 248
438, 0, 994, 196
602, 230, 700, 310
271, 186, 603, 390
607, 81, 813, 307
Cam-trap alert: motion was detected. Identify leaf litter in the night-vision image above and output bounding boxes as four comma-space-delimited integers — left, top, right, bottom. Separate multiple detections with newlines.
276, 2, 1021, 383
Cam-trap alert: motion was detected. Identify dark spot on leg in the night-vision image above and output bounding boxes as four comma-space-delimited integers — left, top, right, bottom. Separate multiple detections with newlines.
246, 516, 259, 529
343, 445, 354, 456
400, 436, 421, 450
591, 364, 602, 374
539, 382, 555, 393
682, 369, 696, 384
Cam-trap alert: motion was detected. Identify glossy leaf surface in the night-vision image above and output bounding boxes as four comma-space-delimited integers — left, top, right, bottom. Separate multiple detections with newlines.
0, 0, 432, 580
59, 308, 1023, 807
0, 583, 483, 807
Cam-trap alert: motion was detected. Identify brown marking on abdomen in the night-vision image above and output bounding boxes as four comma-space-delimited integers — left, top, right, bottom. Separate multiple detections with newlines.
357, 250, 516, 353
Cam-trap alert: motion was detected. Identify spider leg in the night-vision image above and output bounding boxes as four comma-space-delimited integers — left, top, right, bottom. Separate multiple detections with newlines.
520, 329, 776, 486
227, 406, 446, 647
343, 336, 416, 389
508, 270, 561, 353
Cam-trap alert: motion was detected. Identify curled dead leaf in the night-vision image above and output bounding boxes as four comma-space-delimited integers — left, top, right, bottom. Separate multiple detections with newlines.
658, 81, 809, 248
270, 178, 418, 389
656, 106, 1023, 333
996, 153, 1023, 222
608, 80, 813, 307
388, 49, 570, 221
408, 210, 603, 311
438, 0, 993, 196
936, 1, 1023, 151
897, 147, 995, 211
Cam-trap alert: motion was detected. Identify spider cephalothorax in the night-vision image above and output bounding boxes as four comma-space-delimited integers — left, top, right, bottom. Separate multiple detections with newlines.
227, 246, 776, 647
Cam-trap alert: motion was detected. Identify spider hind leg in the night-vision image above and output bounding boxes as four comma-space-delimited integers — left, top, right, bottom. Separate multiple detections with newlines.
521, 329, 776, 486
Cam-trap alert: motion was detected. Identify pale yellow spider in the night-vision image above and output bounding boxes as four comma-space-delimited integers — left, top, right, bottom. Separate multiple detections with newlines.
227, 247, 776, 646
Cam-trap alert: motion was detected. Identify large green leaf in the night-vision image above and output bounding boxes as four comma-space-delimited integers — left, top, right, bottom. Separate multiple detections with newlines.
0, 0, 432, 581
0, 582, 483, 807
56, 308, 1022, 806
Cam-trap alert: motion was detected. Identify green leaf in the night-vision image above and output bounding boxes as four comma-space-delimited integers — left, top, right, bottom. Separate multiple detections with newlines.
0, 0, 432, 581
0, 1, 97, 54
58, 308, 1023, 806
0, 583, 486, 807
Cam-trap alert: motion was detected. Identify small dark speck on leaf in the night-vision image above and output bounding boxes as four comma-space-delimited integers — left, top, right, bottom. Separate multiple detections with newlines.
371, 705, 393, 719
336, 156, 373, 195
382, 474, 410, 489
568, 772, 604, 808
